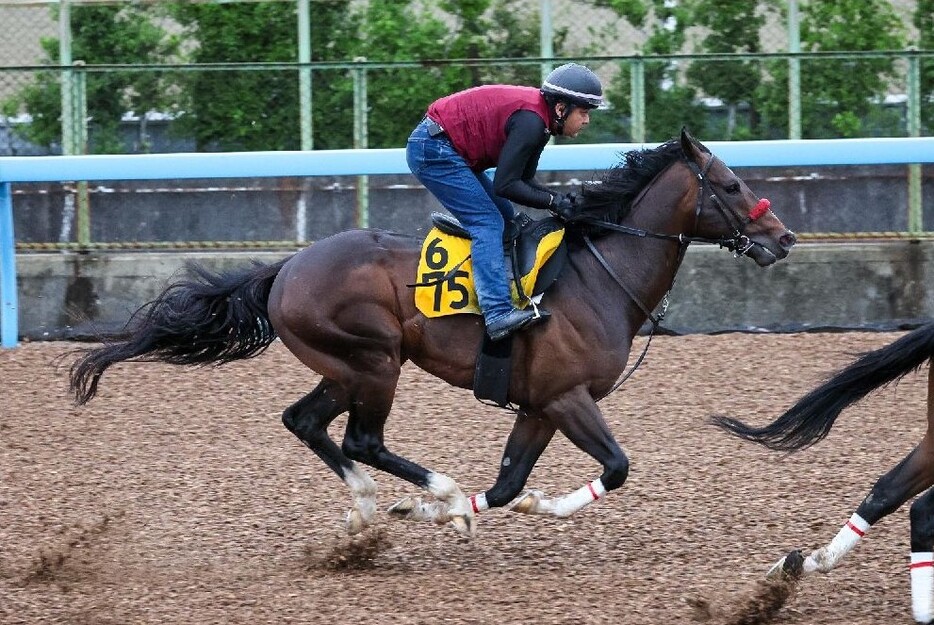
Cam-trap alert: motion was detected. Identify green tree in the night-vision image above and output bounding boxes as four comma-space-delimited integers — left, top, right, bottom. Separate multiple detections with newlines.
352, 0, 551, 148
169, 0, 554, 150
687, 0, 779, 139
167, 1, 359, 151
917, 0, 934, 134
758, 0, 906, 139
594, 0, 706, 142
1, 4, 177, 153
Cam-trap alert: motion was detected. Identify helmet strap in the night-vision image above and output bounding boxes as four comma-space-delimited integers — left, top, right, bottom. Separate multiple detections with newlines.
551, 101, 572, 136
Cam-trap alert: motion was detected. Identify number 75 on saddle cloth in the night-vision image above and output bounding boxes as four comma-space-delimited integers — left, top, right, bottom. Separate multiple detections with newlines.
413, 227, 565, 318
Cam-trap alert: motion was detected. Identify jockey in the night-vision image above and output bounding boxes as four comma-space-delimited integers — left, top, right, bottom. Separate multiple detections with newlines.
406, 63, 604, 341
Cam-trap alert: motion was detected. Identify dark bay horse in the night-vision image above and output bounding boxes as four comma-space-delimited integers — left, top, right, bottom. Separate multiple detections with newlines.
69, 128, 796, 538
712, 322, 934, 623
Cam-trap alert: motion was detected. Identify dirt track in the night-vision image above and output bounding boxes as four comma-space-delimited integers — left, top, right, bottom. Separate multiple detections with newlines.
1, 331, 929, 625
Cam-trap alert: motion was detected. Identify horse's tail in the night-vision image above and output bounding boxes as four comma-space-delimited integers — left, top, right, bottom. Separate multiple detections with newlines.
711, 323, 934, 452
69, 257, 291, 405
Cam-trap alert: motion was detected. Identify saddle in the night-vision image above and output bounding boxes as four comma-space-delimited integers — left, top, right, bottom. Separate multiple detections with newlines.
428, 211, 569, 408
430, 211, 567, 302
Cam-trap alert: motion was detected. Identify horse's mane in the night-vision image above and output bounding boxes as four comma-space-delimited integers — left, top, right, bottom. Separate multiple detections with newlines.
571, 137, 709, 230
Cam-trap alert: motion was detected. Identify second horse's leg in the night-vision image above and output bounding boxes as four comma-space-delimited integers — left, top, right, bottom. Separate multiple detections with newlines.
909, 368, 934, 624
773, 365, 934, 585
909, 489, 934, 624
771, 440, 934, 577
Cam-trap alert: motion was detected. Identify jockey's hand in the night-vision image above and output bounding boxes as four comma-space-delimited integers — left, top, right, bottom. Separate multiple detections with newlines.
551, 192, 579, 221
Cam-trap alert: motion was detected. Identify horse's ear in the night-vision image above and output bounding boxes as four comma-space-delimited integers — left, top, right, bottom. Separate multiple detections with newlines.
680, 127, 699, 160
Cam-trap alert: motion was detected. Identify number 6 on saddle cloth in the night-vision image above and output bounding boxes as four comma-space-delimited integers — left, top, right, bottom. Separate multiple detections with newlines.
409, 211, 568, 407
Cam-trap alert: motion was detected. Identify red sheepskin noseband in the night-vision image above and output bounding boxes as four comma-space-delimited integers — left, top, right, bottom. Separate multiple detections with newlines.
749, 198, 770, 221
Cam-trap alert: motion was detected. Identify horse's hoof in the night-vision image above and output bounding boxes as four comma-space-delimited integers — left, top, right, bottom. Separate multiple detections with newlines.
387, 497, 416, 517
509, 490, 541, 514
767, 549, 804, 581
346, 507, 367, 535
449, 514, 475, 539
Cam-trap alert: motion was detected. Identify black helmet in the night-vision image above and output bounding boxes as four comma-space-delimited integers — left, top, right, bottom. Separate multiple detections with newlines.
540, 63, 604, 109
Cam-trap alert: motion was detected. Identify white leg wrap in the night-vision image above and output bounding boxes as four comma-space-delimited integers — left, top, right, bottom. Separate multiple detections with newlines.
804, 513, 870, 574
468, 493, 489, 514
911, 552, 934, 623
552, 479, 606, 517
512, 479, 605, 517
344, 462, 376, 504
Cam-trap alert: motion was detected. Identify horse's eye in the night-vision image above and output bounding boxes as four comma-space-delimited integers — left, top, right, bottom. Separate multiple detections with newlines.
725, 182, 741, 194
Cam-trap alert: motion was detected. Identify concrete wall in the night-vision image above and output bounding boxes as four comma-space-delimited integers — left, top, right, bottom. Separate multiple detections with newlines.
15, 240, 934, 341
11, 164, 934, 245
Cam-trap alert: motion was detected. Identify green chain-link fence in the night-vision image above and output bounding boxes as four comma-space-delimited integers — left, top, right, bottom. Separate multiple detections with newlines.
1, 0, 931, 250
1, 0, 931, 157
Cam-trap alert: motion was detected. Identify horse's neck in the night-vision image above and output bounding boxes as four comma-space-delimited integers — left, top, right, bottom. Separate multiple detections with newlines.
573, 169, 694, 330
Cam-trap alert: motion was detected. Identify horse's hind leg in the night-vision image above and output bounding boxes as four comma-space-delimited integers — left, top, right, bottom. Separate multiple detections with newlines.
282, 379, 378, 534
340, 373, 476, 537
772, 365, 934, 622
909, 489, 934, 623
908, 368, 934, 624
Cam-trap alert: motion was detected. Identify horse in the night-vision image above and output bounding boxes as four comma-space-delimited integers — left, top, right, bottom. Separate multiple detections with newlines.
69, 128, 796, 539
711, 322, 934, 623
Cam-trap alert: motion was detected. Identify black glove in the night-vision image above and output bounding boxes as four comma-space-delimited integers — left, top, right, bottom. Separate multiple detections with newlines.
551, 192, 579, 221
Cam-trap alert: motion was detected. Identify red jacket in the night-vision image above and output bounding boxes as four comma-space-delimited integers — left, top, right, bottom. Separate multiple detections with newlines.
427, 85, 552, 172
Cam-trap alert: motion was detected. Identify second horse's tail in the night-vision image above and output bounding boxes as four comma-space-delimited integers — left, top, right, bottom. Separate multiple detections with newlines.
711, 323, 934, 452
69, 257, 290, 405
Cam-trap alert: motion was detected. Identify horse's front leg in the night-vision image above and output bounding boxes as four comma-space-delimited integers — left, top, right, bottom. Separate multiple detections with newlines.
388, 409, 556, 529
770, 435, 934, 623
510, 385, 629, 517
462, 409, 557, 515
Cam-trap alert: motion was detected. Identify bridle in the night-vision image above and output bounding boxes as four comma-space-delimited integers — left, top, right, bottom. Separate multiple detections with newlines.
576, 152, 771, 257
574, 150, 772, 400
682, 154, 771, 257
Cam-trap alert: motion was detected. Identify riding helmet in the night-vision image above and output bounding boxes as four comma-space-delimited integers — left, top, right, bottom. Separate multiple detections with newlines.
540, 63, 605, 109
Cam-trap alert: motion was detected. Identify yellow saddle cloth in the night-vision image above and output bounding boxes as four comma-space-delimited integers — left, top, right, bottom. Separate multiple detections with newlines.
414, 227, 565, 318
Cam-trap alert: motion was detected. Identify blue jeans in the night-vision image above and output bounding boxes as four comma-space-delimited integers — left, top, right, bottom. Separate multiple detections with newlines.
406, 119, 516, 323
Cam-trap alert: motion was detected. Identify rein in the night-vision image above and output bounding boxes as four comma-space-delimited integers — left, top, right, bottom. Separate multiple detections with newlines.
574, 151, 770, 401
575, 156, 767, 255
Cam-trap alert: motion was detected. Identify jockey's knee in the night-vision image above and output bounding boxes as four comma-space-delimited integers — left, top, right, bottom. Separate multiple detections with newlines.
601, 453, 630, 491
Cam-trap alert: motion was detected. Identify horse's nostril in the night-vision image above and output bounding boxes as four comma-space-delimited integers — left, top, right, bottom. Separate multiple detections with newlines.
781, 232, 797, 249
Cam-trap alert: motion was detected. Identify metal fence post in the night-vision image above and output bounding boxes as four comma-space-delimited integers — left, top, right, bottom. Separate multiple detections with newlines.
298, 0, 313, 151
907, 50, 922, 235
75, 61, 90, 248
539, 0, 553, 82
787, 0, 802, 140
630, 55, 645, 143
60, 0, 74, 156
0, 182, 17, 348
353, 59, 368, 228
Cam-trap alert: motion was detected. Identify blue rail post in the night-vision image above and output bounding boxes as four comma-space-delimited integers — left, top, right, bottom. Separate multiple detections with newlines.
0, 182, 17, 348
